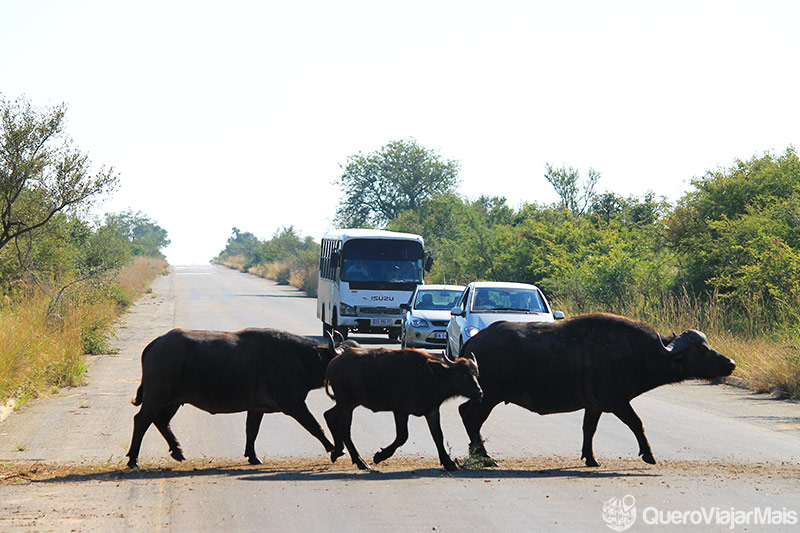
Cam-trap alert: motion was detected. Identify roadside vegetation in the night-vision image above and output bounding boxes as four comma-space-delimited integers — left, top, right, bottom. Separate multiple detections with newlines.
219, 140, 800, 398
0, 95, 169, 406
214, 226, 319, 297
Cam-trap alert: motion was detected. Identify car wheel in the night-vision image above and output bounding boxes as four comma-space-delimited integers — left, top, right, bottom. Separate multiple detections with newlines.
400, 328, 407, 348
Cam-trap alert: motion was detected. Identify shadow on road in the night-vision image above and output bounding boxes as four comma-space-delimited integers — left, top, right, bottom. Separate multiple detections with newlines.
16, 462, 656, 485
238, 466, 656, 482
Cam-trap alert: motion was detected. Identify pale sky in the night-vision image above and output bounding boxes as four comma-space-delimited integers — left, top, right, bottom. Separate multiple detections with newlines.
2, 1, 798, 264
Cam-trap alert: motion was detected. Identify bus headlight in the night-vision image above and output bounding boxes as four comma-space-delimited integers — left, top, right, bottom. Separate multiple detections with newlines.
340, 303, 357, 316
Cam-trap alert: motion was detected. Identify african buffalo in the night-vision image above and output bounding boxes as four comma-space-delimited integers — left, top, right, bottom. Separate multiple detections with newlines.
126, 328, 347, 468
458, 313, 736, 466
324, 347, 482, 471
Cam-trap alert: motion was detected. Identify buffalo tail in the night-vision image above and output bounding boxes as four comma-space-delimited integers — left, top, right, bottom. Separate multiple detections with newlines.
324, 378, 335, 401
131, 384, 143, 406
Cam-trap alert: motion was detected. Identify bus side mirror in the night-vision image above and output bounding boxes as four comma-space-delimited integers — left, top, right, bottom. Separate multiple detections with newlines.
400, 303, 411, 311
424, 253, 433, 272
330, 250, 341, 268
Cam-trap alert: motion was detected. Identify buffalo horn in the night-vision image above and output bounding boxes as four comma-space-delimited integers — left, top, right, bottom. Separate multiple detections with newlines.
661, 329, 706, 354
326, 329, 344, 356
443, 350, 457, 365
469, 352, 479, 374
657, 333, 669, 351
334, 329, 345, 344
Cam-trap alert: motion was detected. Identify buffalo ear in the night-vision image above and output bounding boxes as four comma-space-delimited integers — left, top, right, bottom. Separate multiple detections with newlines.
429, 360, 448, 376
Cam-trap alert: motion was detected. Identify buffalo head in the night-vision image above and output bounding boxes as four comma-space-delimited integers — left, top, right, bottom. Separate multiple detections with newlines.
435, 354, 482, 400
659, 329, 736, 379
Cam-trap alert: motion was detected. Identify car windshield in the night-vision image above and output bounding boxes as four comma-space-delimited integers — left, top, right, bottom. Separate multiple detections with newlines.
470, 287, 547, 313
413, 289, 463, 311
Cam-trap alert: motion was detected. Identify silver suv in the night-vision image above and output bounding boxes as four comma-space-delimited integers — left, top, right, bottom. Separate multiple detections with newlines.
400, 284, 465, 348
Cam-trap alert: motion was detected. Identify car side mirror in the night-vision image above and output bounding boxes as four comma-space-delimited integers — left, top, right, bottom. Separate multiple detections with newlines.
450, 307, 465, 317
400, 303, 411, 311
554, 311, 565, 320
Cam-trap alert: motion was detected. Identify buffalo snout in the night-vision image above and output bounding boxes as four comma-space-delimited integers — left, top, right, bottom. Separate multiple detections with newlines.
465, 381, 483, 400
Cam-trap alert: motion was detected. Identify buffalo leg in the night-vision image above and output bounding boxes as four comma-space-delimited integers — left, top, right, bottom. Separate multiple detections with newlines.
612, 403, 655, 464
581, 409, 602, 467
424, 408, 457, 471
244, 411, 264, 465
335, 406, 369, 470
153, 404, 185, 462
323, 406, 346, 463
126, 406, 159, 468
373, 412, 409, 465
283, 401, 335, 453
458, 398, 499, 465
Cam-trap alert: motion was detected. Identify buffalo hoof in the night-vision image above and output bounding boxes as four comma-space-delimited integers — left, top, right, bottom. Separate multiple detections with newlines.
354, 458, 371, 470
442, 459, 459, 472
641, 453, 656, 465
127, 458, 139, 469
373, 449, 391, 464
170, 448, 186, 462
330, 448, 345, 463
583, 457, 600, 467
247, 455, 262, 465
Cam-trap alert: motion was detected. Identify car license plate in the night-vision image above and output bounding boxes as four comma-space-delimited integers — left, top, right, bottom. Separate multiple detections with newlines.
431, 332, 447, 340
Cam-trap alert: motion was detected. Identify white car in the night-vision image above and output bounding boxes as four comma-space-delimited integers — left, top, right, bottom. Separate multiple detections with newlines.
446, 281, 564, 358
400, 284, 465, 348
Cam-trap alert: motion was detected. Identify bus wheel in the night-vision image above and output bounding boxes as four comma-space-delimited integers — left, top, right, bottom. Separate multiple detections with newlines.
332, 311, 348, 340
322, 309, 332, 337
388, 328, 400, 341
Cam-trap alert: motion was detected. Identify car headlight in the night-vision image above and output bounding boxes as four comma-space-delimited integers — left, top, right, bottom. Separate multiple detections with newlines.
340, 303, 357, 316
410, 318, 429, 328
464, 326, 480, 338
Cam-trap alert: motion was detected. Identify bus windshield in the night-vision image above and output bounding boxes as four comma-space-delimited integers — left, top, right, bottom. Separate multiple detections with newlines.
341, 239, 423, 283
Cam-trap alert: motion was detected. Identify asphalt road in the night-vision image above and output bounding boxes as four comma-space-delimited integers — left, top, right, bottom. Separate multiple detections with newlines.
1, 265, 799, 531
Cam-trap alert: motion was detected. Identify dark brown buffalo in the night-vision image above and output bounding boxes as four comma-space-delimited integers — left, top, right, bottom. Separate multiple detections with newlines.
126, 328, 346, 468
323, 347, 482, 471
458, 313, 736, 466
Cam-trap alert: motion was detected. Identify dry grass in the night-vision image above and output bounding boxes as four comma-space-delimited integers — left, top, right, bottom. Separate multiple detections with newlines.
249, 260, 318, 297
115, 256, 169, 301
0, 257, 167, 406
216, 255, 247, 272
0, 294, 85, 404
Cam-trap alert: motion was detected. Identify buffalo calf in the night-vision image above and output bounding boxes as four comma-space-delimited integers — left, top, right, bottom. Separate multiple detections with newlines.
324, 347, 482, 471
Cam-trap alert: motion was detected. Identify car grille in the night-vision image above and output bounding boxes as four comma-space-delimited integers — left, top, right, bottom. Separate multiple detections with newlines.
358, 307, 404, 316
430, 320, 449, 327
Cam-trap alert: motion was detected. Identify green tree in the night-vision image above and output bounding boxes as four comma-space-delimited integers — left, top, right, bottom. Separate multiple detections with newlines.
334, 139, 460, 228
544, 164, 601, 216
668, 147, 800, 295
0, 95, 117, 252
103, 210, 170, 258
